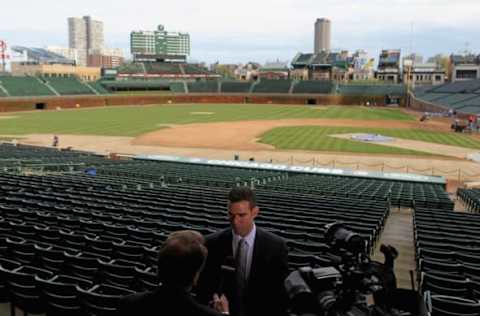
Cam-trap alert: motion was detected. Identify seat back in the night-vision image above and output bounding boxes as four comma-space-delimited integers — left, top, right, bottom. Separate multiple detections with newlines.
78, 284, 135, 316
37, 274, 93, 316
431, 294, 480, 316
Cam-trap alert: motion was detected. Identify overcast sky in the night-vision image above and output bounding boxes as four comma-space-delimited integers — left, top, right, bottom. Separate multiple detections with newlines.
1, 0, 479, 64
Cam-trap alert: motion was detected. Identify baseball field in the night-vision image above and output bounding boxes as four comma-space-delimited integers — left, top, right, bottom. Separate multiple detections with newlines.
1, 103, 479, 181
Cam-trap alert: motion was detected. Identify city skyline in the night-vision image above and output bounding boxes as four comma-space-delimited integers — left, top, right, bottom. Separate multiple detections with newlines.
1, 0, 479, 64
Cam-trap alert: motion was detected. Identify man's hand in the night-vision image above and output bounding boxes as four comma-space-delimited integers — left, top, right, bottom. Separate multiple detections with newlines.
212, 293, 229, 314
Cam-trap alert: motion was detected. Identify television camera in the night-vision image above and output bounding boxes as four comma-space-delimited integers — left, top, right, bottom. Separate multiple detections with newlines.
284, 222, 427, 316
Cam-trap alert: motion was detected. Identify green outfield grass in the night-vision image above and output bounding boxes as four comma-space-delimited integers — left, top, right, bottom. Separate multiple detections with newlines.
0, 104, 413, 136
260, 126, 480, 155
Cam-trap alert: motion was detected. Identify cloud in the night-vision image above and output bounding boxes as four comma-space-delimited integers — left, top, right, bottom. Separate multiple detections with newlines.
1, 0, 479, 63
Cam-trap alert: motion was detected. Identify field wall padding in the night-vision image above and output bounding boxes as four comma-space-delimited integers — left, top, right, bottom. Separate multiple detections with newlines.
0, 94, 401, 113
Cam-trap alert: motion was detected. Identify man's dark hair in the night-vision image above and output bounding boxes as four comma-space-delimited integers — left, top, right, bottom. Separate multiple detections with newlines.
228, 186, 257, 208
157, 230, 207, 288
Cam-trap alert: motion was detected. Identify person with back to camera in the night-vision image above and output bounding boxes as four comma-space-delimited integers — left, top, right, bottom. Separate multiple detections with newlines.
118, 230, 229, 316
196, 186, 289, 316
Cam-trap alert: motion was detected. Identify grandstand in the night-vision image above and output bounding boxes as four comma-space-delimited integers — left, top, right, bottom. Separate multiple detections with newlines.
414, 79, 480, 114
144, 62, 182, 75
338, 84, 406, 96
252, 79, 293, 93
415, 206, 480, 308
220, 81, 252, 93
457, 188, 480, 212
117, 62, 220, 80
187, 81, 218, 93
88, 81, 110, 94
292, 80, 334, 94
101, 80, 170, 92
169, 82, 187, 93
1, 143, 477, 315
0, 76, 108, 97
0, 76, 55, 97
43, 76, 96, 95
182, 64, 213, 75
117, 63, 146, 75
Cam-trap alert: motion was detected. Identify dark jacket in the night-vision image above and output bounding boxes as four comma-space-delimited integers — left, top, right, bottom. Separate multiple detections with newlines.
196, 227, 289, 316
118, 284, 223, 316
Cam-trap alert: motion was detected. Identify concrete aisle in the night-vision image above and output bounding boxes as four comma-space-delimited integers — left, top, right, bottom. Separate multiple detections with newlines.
372, 207, 416, 290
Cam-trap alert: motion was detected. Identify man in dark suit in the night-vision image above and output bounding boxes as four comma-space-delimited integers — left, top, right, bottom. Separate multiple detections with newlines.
197, 186, 289, 316
118, 230, 229, 316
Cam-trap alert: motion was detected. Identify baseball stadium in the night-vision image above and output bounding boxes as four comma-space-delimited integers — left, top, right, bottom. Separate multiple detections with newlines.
0, 62, 480, 315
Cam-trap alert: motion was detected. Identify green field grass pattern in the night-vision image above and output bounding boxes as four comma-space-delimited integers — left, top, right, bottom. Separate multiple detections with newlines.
260, 126, 480, 155
0, 104, 413, 137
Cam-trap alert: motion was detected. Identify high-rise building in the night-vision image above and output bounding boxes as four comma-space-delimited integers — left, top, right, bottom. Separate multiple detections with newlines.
68, 16, 104, 66
314, 18, 331, 53
130, 25, 190, 60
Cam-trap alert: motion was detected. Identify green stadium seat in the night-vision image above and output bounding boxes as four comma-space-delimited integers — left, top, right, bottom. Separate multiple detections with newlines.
43, 76, 95, 95
169, 82, 186, 93
0, 76, 55, 97
102, 80, 170, 91
187, 81, 218, 93
144, 63, 181, 75
252, 79, 292, 93
89, 81, 110, 94
292, 80, 334, 94
220, 81, 252, 93
117, 63, 145, 75
338, 84, 406, 96
182, 64, 212, 75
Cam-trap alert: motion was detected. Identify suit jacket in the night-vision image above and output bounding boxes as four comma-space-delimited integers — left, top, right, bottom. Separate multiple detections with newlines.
196, 227, 289, 316
117, 285, 223, 316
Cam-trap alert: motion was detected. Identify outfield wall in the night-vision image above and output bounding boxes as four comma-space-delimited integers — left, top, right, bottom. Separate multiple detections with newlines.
0, 93, 402, 113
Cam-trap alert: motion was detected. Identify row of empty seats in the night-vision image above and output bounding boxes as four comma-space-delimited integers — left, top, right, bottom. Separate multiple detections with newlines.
338, 84, 406, 96
117, 62, 214, 76
457, 188, 480, 213
414, 207, 480, 307
41, 76, 95, 95
0, 76, 55, 97
0, 76, 106, 97
415, 79, 480, 114
0, 143, 460, 315
260, 174, 453, 209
